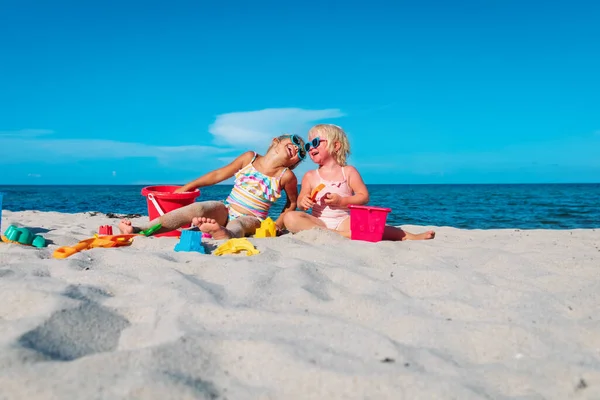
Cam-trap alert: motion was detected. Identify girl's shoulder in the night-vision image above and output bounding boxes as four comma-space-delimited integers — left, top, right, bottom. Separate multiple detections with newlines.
279, 168, 298, 186
343, 164, 361, 175
234, 150, 258, 167
302, 169, 319, 181
341, 165, 364, 181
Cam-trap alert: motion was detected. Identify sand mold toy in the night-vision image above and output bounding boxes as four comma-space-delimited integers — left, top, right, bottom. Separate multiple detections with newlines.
53, 234, 136, 259
254, 217, 276, 238
98, 225, 113, 235
174, 230, 206, 253
214, 238, 259, 256
1, 225, 47, 248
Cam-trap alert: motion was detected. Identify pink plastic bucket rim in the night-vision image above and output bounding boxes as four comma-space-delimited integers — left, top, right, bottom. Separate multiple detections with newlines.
141, 185, 200, 199
348, 204, 392, 213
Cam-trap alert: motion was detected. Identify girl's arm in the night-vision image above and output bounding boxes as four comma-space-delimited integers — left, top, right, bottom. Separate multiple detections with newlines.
296, 171, 315, 210
274, 170, 299, 230
324, 166, 369, 207
342, 166, 369, 206
175, 151, 254, 192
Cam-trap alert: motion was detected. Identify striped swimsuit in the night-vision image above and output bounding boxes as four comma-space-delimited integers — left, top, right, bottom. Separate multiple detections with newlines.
224, 153, 287, 221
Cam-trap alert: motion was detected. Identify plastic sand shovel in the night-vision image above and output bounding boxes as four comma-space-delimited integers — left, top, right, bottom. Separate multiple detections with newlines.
139, 223, 162, 237
53, 234, 136, 259
310, 183, 326, 201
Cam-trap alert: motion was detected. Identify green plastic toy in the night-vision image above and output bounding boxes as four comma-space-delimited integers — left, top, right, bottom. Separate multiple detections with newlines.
1, 225, 47, 248
139, 223, 162, 237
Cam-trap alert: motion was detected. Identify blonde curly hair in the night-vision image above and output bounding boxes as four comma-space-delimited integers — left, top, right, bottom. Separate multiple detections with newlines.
308, 124, 350, 166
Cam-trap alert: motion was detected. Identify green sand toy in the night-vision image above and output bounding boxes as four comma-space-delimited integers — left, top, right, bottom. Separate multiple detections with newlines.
1, 225, 47, 248
139, 223, 162, 237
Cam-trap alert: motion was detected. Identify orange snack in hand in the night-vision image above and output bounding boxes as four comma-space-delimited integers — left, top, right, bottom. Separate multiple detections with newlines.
310, 183, 326, 201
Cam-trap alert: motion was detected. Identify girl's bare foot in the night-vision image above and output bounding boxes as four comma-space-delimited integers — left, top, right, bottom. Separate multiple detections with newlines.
405, 230, 435, 240
196, 217, 231, 240
119, 219, 135, 235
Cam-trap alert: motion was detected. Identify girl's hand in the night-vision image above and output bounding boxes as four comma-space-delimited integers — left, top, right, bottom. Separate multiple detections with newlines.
323, 192, 343, 207
299, 196, 315, 210
275, 224, 285, 236
174, 186, 193, 193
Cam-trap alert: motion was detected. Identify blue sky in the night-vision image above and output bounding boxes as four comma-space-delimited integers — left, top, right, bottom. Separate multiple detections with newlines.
1, 0, 599, 185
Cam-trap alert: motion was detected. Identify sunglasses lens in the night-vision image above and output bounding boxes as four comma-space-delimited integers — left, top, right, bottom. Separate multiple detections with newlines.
304, 137, 320, 152
288, 135, 306, 159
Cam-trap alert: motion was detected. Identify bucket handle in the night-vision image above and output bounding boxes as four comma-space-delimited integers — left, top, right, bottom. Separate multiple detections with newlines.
147, 193, 165, 216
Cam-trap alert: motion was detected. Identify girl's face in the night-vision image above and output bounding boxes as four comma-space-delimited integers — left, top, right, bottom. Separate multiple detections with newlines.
277, 136, 306, 166
307, 132, 330, 164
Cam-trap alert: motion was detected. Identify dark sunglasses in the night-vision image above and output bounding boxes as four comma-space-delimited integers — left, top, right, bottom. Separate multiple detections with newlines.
286, 135, 307, 160
304, 137, 328, 152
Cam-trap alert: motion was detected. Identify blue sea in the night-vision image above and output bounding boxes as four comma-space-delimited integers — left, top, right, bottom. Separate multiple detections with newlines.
0, 184, 598, 230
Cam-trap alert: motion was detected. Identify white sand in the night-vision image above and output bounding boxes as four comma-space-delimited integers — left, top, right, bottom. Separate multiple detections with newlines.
0, 210, 599, 399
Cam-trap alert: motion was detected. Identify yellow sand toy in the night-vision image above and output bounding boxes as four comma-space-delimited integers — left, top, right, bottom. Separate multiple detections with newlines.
53, 234, 136, 259
213, 238, 259, 256
254, 217, 276, 238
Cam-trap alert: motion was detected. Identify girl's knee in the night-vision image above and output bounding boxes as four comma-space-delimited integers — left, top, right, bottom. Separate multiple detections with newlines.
190, 201, 225, 215
283, 211, 301, 224
189, 202, 206, 214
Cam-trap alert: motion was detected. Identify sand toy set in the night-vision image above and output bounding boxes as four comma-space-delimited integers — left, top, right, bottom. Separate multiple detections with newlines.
1, 184, 393, 258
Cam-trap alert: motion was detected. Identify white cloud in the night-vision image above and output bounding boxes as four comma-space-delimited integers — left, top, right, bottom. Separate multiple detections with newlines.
209, 108, 345, 147
0, 129, 54, 137
0, 137, 231, 165
0, 107, 346, 171
217, 157, 236, 164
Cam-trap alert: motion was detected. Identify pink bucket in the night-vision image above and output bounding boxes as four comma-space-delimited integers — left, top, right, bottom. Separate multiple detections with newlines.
349, 205, 391, 242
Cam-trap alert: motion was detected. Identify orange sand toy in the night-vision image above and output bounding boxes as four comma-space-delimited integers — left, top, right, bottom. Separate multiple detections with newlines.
310, 183, 326, 201
53, 234, 137, 259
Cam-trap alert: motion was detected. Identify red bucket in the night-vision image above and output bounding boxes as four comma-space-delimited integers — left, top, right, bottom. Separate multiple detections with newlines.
141, 185, 200, 237
349, 205, 391, 242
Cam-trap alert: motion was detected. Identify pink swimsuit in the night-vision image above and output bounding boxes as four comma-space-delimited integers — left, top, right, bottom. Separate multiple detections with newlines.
311, 167, 353, 230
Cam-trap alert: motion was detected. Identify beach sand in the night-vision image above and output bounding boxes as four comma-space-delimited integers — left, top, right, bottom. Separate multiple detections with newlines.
0, 210, 599, 399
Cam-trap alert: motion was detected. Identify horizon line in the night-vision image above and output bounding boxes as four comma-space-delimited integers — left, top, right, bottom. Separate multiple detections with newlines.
1, 182, 599, 187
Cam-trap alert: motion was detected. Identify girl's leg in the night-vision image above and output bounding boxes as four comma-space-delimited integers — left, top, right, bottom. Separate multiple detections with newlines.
283, 211, 327, 233
119, 201, 228, 235
333, 216, 351, 238
196, 216, 260, 239
226, 216, 261, 238
382, 225, 436, 241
